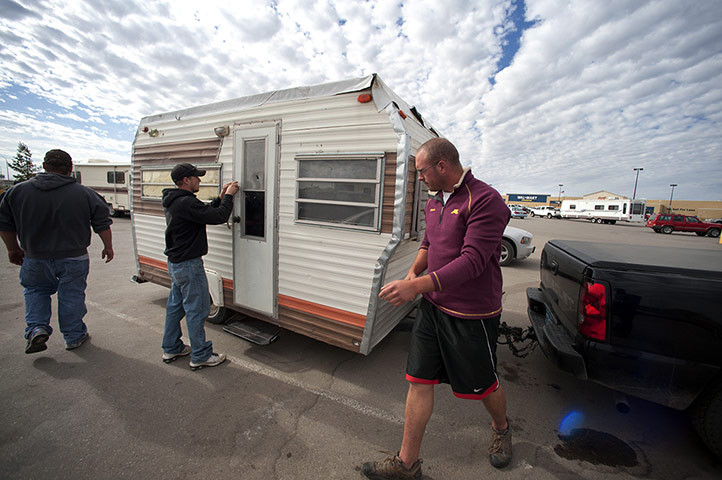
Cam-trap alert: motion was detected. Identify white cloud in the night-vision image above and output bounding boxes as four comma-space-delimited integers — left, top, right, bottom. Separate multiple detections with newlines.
0, 0, 720, 200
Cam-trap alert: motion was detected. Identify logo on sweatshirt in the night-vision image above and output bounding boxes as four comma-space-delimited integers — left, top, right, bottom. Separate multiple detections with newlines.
451, 209, 459, 215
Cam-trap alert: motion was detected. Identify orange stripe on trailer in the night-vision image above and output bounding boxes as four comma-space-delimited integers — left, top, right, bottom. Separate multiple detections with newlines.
278, 294, 366, 328
138, 255, 167, 270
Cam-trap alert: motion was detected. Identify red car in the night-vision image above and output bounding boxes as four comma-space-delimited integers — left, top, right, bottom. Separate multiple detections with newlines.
646, 214, 721, 237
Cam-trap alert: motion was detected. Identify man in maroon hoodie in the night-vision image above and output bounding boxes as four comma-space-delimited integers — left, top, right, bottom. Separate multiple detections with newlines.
362, 138, 511, 479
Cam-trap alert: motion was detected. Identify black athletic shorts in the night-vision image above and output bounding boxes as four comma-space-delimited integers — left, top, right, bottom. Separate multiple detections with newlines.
405, 298, 501, 400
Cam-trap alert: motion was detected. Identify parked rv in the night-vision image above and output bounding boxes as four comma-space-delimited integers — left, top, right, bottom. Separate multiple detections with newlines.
130, 75, 446, 355
73, 160, 131, 217
560, 198, 646, 224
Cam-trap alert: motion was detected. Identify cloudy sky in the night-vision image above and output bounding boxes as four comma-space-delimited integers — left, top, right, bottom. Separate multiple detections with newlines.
1, 0, 721, 201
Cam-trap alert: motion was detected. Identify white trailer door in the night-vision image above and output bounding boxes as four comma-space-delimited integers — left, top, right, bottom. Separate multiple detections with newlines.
232, 125, 278, 318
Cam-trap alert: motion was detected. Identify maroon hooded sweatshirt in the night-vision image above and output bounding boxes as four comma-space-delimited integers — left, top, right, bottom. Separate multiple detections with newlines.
420, 170, 510, 319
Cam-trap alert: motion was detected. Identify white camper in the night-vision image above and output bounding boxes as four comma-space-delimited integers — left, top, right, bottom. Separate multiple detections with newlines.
74, 160, 131, 217
130, 75, 441, 355
560, 197, 646, 224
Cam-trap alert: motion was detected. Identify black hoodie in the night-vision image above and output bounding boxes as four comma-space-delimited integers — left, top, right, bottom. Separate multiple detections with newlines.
0, 173, 112, 259
161, 188, 234, 263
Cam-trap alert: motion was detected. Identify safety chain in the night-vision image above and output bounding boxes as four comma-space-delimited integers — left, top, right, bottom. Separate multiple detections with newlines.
497, 322, 539, 358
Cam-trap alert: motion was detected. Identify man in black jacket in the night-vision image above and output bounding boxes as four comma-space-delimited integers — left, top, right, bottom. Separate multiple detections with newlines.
161, 163, 238, 370
0, 149, 113, 354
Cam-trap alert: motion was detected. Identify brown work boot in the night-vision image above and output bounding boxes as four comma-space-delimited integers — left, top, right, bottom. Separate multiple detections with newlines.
489, 420, 513, 468
361, 453, 422, 479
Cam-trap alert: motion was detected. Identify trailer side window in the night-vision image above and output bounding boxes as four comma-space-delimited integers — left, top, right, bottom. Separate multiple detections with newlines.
107, 171, 125, 184
594, 205, 604, 210
140, 165, 221, 201
295, 154, 383, 231
569, 204, 576, 210
608, 205, 619, 211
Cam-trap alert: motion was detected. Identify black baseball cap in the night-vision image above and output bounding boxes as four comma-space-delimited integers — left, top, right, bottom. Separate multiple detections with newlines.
171, 163, 206, 182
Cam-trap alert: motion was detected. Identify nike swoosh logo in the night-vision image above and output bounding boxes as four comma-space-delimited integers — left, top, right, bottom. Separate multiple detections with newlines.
474, 388, 484, 393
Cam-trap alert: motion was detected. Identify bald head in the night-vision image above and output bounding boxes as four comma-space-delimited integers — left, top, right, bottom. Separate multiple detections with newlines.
417, 138, 460, 169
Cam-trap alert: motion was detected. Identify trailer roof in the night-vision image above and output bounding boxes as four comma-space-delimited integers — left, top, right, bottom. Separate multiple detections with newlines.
139, 74, 436, 133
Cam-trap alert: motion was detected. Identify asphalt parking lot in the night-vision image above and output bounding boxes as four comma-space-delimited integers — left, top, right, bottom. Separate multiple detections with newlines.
1, 216, 720, 479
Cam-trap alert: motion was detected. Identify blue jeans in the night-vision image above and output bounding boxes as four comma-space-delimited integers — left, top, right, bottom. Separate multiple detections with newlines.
162, 257, 213, 363
19, 257, 90, 344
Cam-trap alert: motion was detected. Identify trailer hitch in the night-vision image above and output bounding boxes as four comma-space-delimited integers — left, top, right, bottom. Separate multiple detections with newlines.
497, 322, 538, 358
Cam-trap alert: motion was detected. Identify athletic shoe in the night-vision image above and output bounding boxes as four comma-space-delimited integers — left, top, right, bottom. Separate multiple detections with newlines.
189, 352, 226, 371
65, 332, 90, 350
361, 453, 422, 480
161, 345, 192, 363
489, 420, 513, 468
25, 327, 50, 354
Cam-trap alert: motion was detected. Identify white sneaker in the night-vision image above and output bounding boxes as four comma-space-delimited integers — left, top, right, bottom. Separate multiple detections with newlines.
190, 352, 226, 371
161, 345, 191, 363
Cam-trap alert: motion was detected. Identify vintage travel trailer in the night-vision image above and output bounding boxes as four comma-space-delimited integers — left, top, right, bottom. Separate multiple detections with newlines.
73, 160, 131, 217
560, 193, 646, 224
130, 75, 441, 355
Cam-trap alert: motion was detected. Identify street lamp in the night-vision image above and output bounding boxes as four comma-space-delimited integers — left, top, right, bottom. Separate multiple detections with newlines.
558, 184, 564, 206
632, 168, 643, 200
669, 184, 677, 211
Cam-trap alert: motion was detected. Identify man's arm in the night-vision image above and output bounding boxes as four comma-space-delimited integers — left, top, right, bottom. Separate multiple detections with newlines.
0, 230, 24, 265
98, 228, 114, 263
190, 181, 239, 225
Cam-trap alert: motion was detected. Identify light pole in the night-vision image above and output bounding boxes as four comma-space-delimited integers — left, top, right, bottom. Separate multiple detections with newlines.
558, 184, 563, 206
632, 167, 643, 200
669, 184, 677, 212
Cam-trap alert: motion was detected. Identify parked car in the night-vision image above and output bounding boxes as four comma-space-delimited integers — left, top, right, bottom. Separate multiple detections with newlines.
528, 205, 561, 218
710, 218, 722, 224
646, 214, 721, 237
508, 205, 528, 219
500, 225, 535, 266
508, 204, 531, 213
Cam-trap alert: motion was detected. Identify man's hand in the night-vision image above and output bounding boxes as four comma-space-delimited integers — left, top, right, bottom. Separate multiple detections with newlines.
8, 248, 24, 266
222, 181, 240, 196
102, 247, 114, 263
379, 279, 418, 306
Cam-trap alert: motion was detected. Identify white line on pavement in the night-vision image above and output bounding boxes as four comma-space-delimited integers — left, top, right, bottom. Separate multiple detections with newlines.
86, 300, 404, 425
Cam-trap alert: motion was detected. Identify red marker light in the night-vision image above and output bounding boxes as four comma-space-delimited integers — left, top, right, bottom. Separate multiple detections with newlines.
357, 94, 372, 103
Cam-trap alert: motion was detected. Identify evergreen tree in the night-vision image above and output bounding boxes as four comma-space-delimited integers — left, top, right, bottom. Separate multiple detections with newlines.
8, 142, 40, 181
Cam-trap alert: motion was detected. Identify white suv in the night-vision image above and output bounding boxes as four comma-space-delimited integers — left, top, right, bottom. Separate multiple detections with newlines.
528, 206, 561, 218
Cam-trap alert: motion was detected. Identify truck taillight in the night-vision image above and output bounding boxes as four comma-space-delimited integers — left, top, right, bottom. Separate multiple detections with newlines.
579, 280, 607, 341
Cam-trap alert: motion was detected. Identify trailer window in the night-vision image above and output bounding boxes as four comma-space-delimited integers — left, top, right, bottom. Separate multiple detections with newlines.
594, 205, 604, 210
107, 171, 125, 184
608, 205, 619, 211
140, 165, 221, 201
295, 154, 383, 231
569, 204, 576, 210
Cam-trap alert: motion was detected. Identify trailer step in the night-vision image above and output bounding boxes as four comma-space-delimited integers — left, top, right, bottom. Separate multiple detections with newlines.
223, 316, 280, 346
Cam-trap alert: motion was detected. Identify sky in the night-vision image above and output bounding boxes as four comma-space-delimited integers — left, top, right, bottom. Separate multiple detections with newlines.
1, 0, 721, 201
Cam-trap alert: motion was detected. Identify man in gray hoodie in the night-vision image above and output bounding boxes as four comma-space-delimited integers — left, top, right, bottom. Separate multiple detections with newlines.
0, 149, 113, 354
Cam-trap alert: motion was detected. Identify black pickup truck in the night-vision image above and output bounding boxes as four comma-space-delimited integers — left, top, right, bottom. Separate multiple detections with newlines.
526, 240, 722, 459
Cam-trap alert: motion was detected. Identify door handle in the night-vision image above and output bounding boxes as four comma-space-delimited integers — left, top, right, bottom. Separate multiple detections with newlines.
226, 216, 241, 230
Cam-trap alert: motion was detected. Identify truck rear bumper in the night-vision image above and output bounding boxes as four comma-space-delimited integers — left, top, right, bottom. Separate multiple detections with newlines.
526, 287, 587, 380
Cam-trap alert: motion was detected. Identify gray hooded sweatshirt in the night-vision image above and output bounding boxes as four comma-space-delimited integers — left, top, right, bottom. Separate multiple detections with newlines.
0, 173, 112, 259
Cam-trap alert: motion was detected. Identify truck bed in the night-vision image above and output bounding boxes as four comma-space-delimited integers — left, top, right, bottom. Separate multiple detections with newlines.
547, 240, 722, 278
